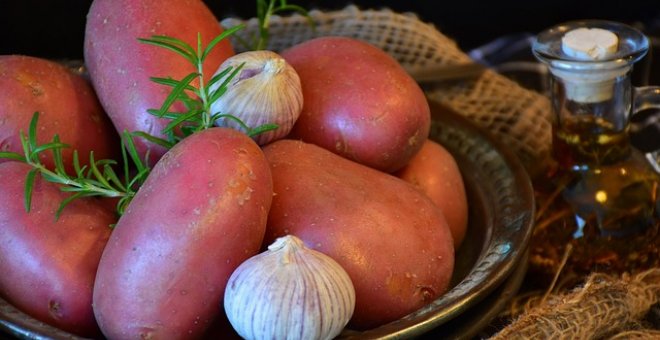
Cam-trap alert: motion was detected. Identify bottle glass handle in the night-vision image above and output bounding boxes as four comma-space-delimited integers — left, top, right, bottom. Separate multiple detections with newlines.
633, 86, 660, 173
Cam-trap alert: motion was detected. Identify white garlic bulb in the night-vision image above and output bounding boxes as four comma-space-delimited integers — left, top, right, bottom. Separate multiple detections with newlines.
209, 50, 303, 145
224, 235, 356, 340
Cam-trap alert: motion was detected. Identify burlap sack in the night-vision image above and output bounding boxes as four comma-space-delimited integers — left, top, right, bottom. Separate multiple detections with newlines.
221, 5, 553, 176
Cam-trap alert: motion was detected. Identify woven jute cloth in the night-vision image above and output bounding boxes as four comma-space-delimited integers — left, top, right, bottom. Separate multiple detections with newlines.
491, 269, 660, 339
221, 5, 553, 176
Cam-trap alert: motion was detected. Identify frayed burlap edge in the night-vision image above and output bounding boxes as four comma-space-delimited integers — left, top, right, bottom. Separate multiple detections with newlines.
489, 269, 660, 340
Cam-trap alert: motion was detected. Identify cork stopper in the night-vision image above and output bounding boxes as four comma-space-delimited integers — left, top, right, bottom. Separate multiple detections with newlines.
562, 28, 618, 60
559, 27, 623, 103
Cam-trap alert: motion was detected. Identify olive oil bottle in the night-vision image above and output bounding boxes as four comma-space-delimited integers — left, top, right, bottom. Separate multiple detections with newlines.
528, 20, 660, 286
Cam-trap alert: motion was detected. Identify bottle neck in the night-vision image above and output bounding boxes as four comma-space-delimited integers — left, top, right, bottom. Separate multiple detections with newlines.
549, 70, 635, 169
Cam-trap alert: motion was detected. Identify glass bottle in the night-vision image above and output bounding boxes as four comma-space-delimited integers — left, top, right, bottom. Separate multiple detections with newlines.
528, 20, 660, 287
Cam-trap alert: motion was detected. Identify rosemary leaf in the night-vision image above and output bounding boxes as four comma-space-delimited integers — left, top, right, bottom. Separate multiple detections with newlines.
72, 150, 83, 176
122, 131, 148, 175
214, 113, 251, 131
0, 152, 26, 162
146, 109, 182, 120
149, 77, 197, 92
201, 24, 245, 62
57, 185, 89, 193
137, 36, 198, 65
120, 136, 130, 189
209, 64, 243, 104
19, 131, 30, 163
95, 159, 118, 167
248, 123, 279, 137
51, 135, 67, 177
149, 72, 199, 118
164, 108, 203, 130
40, 171, 73, 186
24, 168, 38, 212
130, 131, 174, 149
180, 125, 197, 136
127, 167, 151, 191
88, 152, 112, 189
104, 164, 127, 192
55, 192, 87, 220
27, 112, 39, 153
31, 141, 70, 157
116, 196, 132, 217
179, 93, 202, 112
206, 67, 233, 90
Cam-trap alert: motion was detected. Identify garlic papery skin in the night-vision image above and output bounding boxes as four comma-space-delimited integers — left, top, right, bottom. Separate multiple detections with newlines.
209, 50, 303, 145
224, 235, 356, 340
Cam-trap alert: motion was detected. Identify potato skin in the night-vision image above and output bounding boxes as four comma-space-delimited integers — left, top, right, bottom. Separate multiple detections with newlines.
0, 162, 114, 337
0, 55, 118, 173
282, 36, 430, 173
262, 139, 454, 330
84, 0, 234, 166
396, 139, 468, 248
93, 128, 273, 340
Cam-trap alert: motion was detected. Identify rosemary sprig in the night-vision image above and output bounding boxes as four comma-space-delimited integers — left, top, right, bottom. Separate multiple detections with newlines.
254, 0, 314, 50
0, 112, 149, 219
229, 0, 314, 51
137, 26, 278, 148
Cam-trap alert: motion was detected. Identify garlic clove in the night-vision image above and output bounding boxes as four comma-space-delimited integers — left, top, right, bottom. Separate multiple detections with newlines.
209, 50, 303, 145
224, 235, 356, 340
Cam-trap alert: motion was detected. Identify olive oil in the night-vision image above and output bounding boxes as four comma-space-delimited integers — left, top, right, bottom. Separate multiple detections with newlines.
553, 115, 631, 167
529, 115, 659, 286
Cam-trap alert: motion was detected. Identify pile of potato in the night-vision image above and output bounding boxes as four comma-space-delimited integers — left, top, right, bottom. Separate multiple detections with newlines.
0, 0, 468, 338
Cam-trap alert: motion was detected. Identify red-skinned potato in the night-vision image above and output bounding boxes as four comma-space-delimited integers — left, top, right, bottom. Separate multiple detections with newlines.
93, 128, 273, 340
281, 36, 431, 173
0, 55, 119, 173
396, 139, 468, 248
262, 139, 454, 330
0, 162, 114, 337
84, 0, 235, 166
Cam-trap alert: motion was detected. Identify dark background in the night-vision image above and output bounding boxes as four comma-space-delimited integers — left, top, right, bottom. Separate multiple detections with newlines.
1, 0, 660, 60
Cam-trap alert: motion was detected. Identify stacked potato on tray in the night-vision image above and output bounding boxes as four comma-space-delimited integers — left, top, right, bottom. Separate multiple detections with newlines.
0, 0, 468, 338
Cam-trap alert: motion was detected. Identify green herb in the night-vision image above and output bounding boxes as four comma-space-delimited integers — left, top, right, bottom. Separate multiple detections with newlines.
254, 0, 314, 50
0, 29, 275, 218
229, 0, 314, 51
0, 29, 270, 219
0, 112, 149, 220
136, 26, 278, 147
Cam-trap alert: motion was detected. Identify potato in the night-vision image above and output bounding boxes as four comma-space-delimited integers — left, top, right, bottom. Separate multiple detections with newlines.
281, 36, 431, 173
396, 139, 468, 247
262, 139, 454, 330
0, 161, 114, 337
0, 55, 119, 173
93, 127, 273, 339
84, 0, 235, 166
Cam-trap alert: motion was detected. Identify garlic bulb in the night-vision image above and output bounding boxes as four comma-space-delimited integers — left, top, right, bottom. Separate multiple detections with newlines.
224, 235, 356, 340
209, 50, 303, 145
